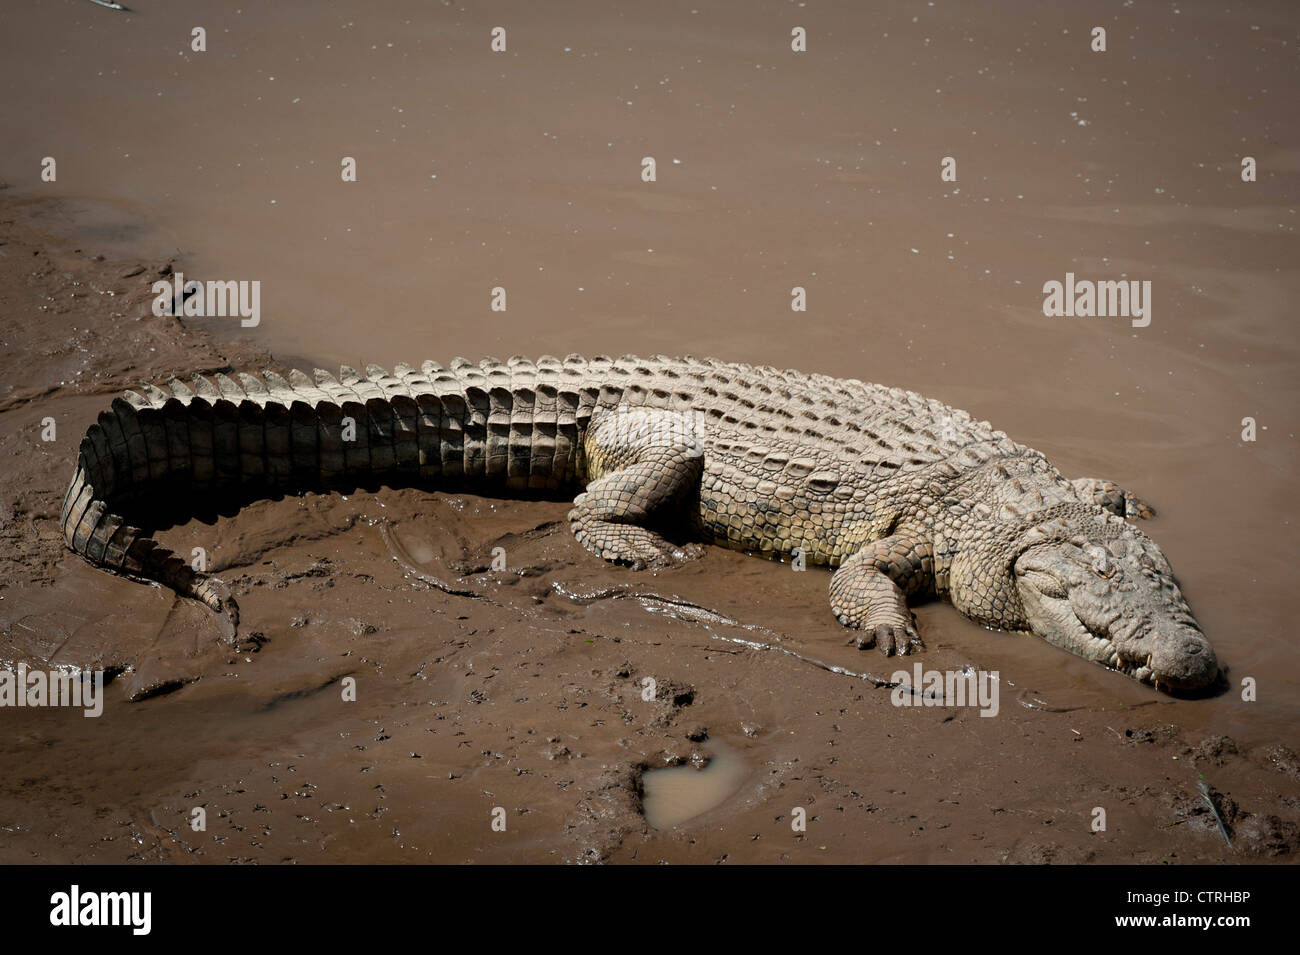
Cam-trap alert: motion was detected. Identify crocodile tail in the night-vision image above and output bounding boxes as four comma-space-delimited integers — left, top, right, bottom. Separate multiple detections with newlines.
58, 355, 611, 622
60, 415, 239, 636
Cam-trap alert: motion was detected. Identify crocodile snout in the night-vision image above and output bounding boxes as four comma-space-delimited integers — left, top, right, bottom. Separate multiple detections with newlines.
1147, 627, 1218, 691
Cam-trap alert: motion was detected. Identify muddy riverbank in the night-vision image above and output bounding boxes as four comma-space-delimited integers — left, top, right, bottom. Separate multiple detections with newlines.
0, 197, 1296, 863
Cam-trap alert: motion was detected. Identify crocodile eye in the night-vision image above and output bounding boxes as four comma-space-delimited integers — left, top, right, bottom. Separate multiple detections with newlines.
1085, 544, 1116, 578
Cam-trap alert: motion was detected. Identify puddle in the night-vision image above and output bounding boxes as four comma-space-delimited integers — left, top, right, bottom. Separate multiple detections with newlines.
391, 527, 437, 566
640, 739, 748, 829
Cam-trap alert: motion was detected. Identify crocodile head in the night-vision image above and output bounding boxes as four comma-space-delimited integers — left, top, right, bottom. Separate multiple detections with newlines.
1012, 516, 1217, 692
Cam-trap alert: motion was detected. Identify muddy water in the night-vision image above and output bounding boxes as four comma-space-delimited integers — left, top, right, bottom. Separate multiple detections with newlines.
0, 1, 1297, 861
641, 739, 748, 829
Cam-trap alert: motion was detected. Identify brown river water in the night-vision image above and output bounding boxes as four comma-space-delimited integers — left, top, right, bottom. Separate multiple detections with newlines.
0, 1, 1296, 863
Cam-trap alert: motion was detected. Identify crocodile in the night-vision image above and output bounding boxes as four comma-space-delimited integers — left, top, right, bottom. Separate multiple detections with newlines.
59, 355, 1219, 692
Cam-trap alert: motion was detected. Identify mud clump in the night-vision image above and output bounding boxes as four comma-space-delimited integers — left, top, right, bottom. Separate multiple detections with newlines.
1192, 735, 1239, 767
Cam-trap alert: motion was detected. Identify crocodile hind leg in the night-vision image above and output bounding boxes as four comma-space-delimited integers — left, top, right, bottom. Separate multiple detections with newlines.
568, 409, 705, 570
830, 533, 933, 656
1071, 477, 1155, 519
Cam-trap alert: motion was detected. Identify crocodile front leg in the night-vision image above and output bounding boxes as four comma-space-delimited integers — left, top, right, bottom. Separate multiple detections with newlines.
830, 533, 932, 655
1071, 477, 1155, 519
568, 409, 705, 569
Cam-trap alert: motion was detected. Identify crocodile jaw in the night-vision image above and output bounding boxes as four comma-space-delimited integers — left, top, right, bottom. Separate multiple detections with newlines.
1013, 541, 1218, 692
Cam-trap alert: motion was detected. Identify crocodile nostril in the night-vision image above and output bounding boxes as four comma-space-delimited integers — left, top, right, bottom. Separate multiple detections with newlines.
1148, 629, 1219, 689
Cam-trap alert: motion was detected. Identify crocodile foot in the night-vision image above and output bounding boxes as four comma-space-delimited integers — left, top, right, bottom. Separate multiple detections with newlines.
842, 620, 924, 656
829, 539, 929, 655
571, 518, 704, 570
1072, 477, 1156, 519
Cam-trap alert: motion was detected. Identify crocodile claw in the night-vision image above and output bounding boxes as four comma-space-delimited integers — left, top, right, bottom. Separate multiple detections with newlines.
847, 622, 924, 656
